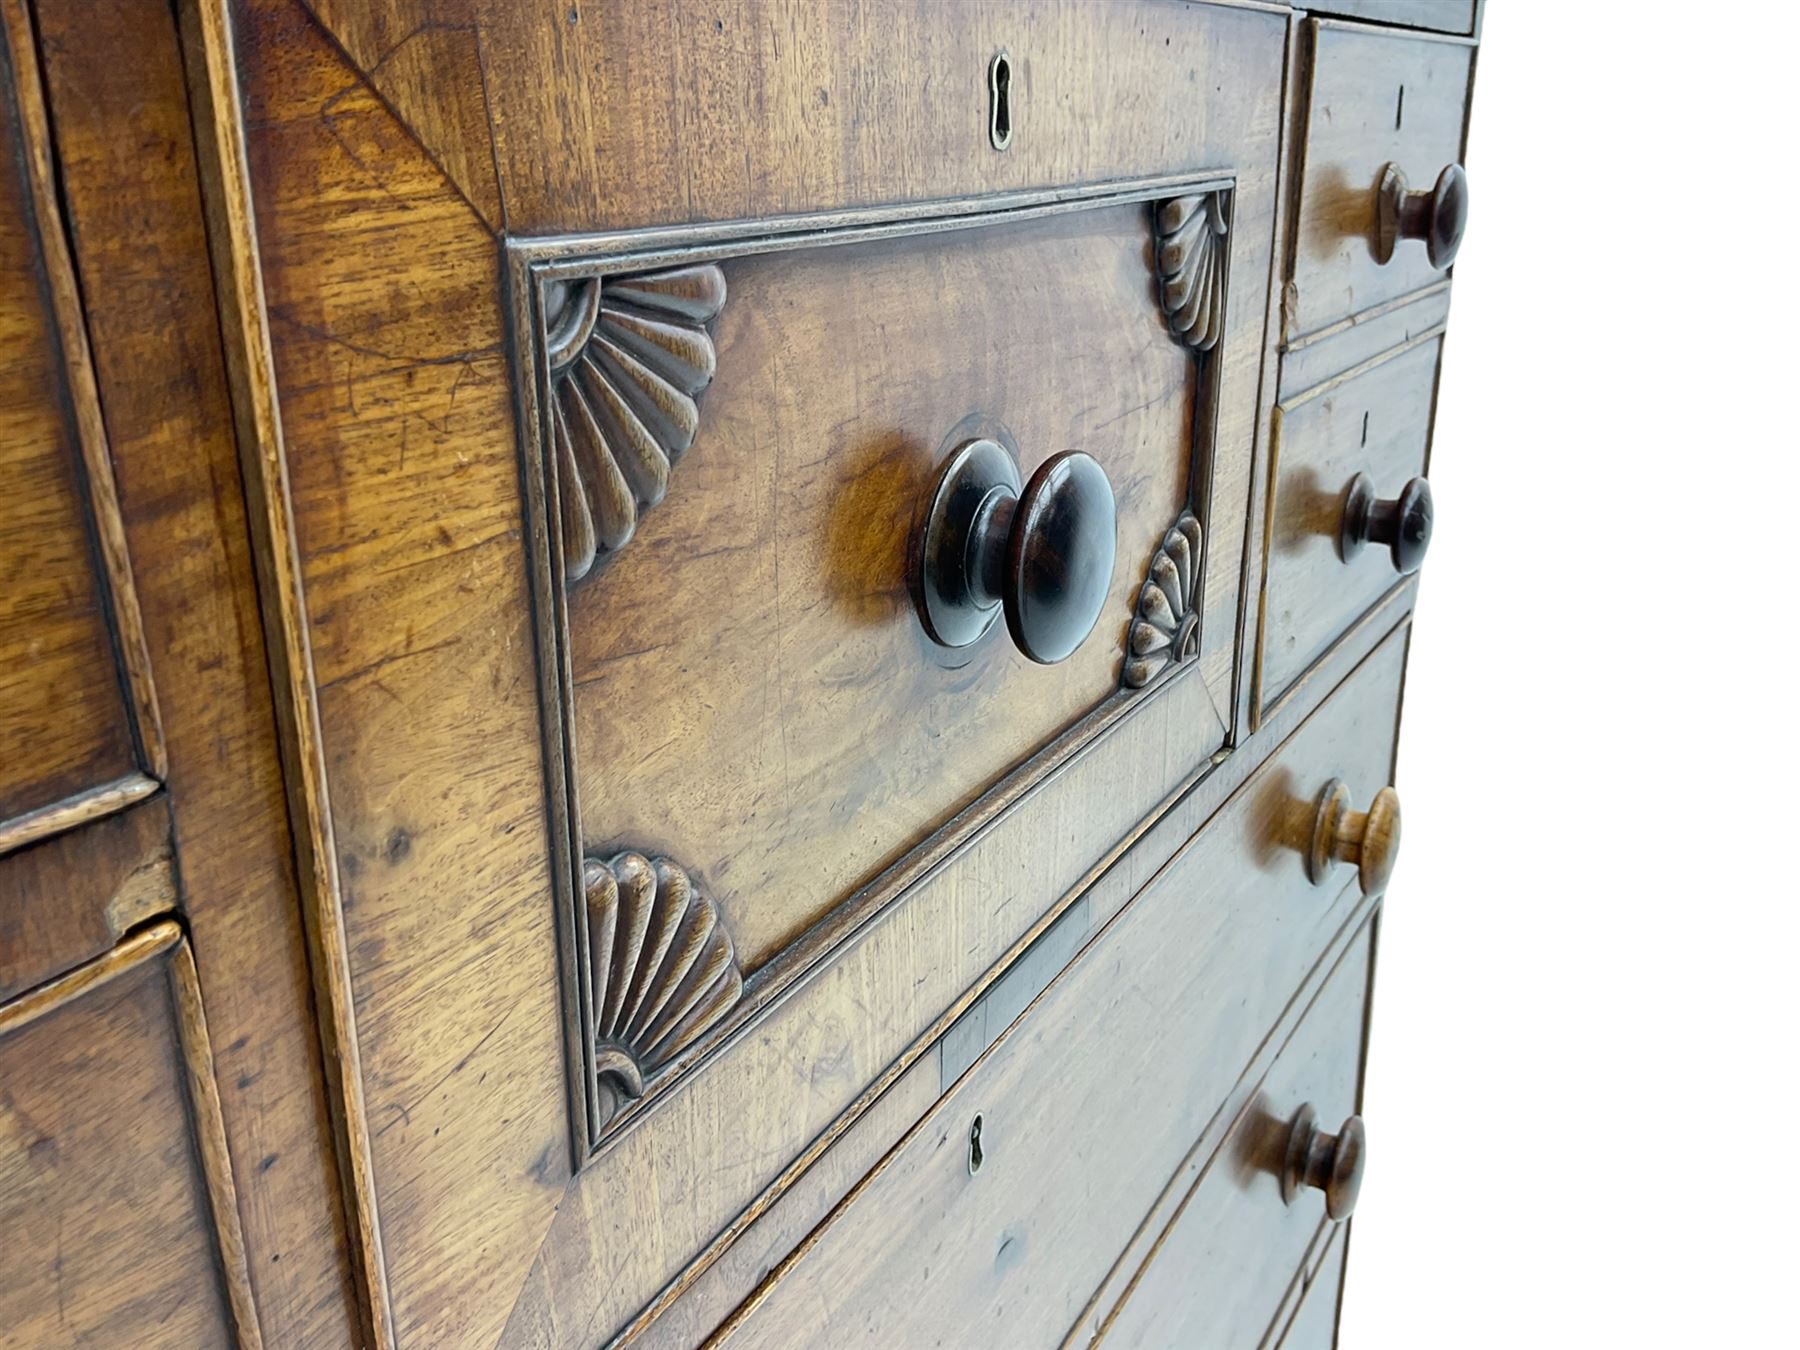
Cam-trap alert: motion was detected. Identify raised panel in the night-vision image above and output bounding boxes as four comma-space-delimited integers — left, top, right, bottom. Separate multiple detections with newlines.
0, 3, 160, 852
0, 925, 258, 1347
561, 204, 1201, 974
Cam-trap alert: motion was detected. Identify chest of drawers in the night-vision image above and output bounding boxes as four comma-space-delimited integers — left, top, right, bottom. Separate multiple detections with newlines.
0, 2, 1480, 1345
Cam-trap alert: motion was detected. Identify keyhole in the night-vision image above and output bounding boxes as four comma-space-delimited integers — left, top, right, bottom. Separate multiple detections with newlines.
968, 1113, 986, 1174
1361, 410, 1370, 446
1394, 85, 1405, 130
989, 53, 1013, 151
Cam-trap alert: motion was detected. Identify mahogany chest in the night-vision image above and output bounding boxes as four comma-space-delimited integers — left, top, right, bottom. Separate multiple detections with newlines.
0, 1, 1479, 1344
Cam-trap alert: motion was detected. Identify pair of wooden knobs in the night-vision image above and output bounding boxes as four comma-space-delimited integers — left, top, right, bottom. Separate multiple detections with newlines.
1335, 160, 1461, 581
1274, 779, 1393, 1222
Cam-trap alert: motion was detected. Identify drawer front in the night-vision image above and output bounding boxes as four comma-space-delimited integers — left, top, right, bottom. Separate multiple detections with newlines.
225, 2, 1291, 1344
1302, 1, 1477, 37
0, 21, 160, 853
707, 623, 1407, 1348
0, 925, 257, 1347
1273, 1230, 1349, 1350
1259, 337, 1440, 712
1098, 925, 1371, 1348
1289, 20, 1474, 341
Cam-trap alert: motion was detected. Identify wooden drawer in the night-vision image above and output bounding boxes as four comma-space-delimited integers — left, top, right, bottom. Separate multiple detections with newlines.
222, 3, 1294, 1343
1302, 1, 1478, 37
1095, 923, 1371, 1347
1289, 19, 1474, 342
1271, 1228, 1350, 1350
704, 621, 1407, 1348
1259, 337, 1440, 714
0, 924, 257, 1347
0, 15, 160, 858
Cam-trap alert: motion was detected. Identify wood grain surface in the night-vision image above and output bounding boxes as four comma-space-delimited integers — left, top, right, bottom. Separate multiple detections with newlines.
29, 0, 368, 1337
0, 4, 154, 841
1259, 335, 1440, 712
219, 0, 1289, 1342
0, 796, 173, 1001
301, 0, 1291, 236
565, 206, 1195, 970
0, 926, 258, 1349
711, 627, 1405, 1347
1095, 926, 1370, 1347
1287, 19, 1473, 340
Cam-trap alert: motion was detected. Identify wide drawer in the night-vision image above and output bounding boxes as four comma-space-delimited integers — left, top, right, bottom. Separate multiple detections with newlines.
230, 3, 1294, 1344
704, 621, 1408, 1347
1271, 1228, 1350, 1350
1095, 921, 1372, 1348
0, 924, 256, 1347
1258, 336, 1440, 714
1289, 19, 1474, 341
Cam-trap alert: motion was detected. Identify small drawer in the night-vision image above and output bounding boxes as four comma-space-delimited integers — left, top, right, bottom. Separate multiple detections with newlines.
1302, 1, 1477, 37
0, 924, 256, 1346
1259, 337, 1440, 714
1289, 19, 1474, 342
1097, 922, 1372, 1348
704, 622, 1407, 1348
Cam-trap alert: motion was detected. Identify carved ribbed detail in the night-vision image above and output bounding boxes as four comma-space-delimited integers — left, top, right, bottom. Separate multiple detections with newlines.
584, 850, 743, 1133
545, 264, 727, 584
1153, 192, 1229, 350
1124, 511, 1203, 689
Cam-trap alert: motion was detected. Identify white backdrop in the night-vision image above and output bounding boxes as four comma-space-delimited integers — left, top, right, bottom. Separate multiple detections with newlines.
1337, 5, 1799, 1345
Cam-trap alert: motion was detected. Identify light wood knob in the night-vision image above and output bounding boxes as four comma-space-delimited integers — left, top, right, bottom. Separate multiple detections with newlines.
1281, 1105, 1365, 1221
1306, 780, 1401, 894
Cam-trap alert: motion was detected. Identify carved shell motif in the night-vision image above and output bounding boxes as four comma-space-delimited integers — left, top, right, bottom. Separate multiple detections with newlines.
544, 264, 727, 585
585, 851, 743, 1132
1124, 511, 1204, 689
1154, 192, 1229, 350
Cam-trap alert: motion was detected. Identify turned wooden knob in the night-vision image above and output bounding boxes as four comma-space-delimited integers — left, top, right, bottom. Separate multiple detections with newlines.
1306, 779, 1401, 894
915, 439, 1118, 664
1339, 473, 1433, 574
1281, 1104, 1366, 1221
1375, 162, 1468, 269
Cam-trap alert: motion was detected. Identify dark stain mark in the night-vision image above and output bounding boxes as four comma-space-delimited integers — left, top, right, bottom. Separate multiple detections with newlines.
994, 1228, 1026, 1275
528, 1141, 561, 1186
384, 827, 413, 864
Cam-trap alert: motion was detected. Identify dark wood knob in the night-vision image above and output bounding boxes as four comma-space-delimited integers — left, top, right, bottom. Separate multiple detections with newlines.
1306, 779, 1401, 895
1282, 1104, 1365, 1221
915, 439, 1117, 664
1339, 473, 1432, 574
1375, 162, 1468, 269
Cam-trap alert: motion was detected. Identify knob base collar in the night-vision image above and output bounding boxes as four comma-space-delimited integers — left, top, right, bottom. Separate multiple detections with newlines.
915, 437, 1022, 650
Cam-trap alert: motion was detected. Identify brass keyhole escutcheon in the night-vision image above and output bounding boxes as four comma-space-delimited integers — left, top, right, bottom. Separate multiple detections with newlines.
968, 1113, 986, 1175
989, 52, 1013, 151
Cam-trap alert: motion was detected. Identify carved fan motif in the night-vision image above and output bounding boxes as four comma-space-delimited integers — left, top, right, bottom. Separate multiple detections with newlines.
1124, 511, 1204, 689
1154, 192, 1229, 350
584, 850, 743, 1132
545, 264, 727, 584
